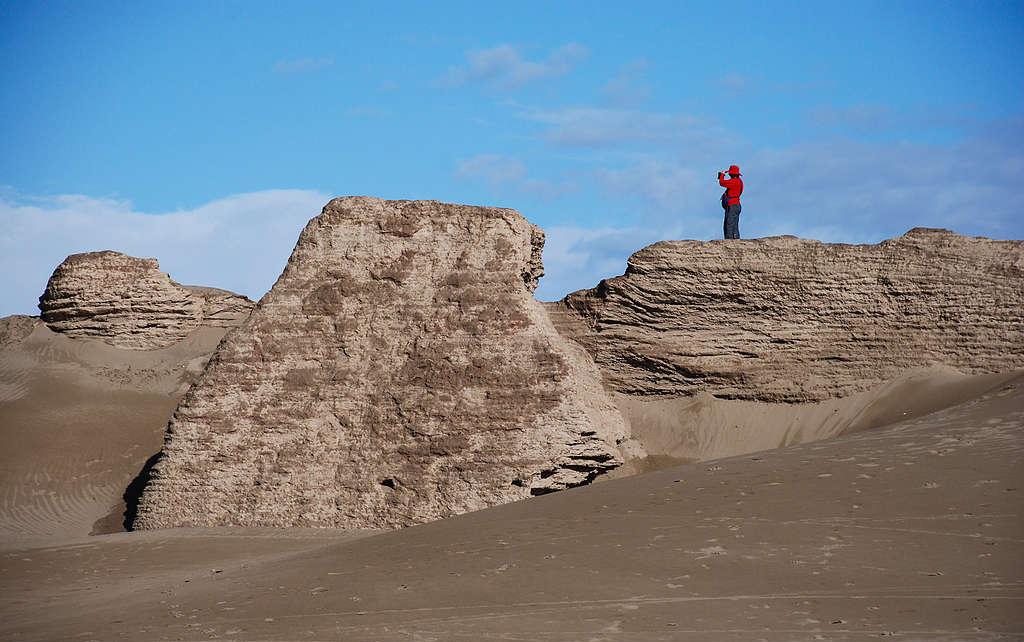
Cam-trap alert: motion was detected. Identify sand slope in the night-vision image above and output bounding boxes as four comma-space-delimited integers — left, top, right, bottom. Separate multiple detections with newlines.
2, 374, 1021, 641
0, 322, 228, 546
617, 366, 1023, 474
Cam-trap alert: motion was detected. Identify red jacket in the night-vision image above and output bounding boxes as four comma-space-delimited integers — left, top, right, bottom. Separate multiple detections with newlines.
718, 173, 743, 206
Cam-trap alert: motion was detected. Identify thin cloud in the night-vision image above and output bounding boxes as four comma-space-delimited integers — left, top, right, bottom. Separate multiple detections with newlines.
439, 43, 589, 89
344, 106, 389, 119
455, 154, 576, 199
717, 72, 752, 95
524, 107, 724, 148
272, 57, 334, 74
808, 104, 895, 131
808, 103, 979, 135
601, 59, 652, 107
455, 154, 527, 185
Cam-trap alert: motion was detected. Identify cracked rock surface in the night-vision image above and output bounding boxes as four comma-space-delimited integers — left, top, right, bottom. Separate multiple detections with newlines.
39, 251, 253, 350
550, 229, 1024, 403
134, 197, 627, 530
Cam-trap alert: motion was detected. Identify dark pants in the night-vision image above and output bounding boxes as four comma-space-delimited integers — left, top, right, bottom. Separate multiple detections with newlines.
723, 204, 741, 239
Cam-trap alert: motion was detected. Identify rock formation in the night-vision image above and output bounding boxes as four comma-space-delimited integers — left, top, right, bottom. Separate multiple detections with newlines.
0, 315, 38, 347
134, 197, 628, 530
38, 251, 253, 350
550, 229, 1024, 403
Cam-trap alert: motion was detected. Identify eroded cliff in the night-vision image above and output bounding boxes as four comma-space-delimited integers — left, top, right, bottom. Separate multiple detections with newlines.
39, 251, 253, 350
134, 197, 628, 530
551, 229, 1024, 403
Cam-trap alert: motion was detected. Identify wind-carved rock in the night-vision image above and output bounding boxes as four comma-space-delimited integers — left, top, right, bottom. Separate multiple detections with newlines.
134, 197, 627, 530
38, 251, 253, 350
551, 229, 1024, 403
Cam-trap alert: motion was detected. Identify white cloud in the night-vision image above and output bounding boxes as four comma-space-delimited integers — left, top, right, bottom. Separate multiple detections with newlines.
440, 43, 589, 89
272, 57, 334, 74
0, 189, 330, 317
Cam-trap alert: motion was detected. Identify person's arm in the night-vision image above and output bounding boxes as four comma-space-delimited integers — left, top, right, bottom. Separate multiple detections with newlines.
718, 172, 733, 188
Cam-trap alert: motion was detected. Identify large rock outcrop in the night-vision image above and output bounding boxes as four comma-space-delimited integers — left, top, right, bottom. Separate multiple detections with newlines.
551, 229, 1024, 403
39, 251, 253, 350
134, 197, 628, 530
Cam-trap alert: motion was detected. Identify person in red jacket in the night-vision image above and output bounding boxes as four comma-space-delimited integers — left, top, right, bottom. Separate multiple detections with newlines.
718, 165, 744, 239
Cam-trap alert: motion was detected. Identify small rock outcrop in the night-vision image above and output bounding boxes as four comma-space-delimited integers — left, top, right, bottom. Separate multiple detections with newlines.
134, 197, 627, 530
0, 315, 38, 347
552, 229, 1024, 403
38, 251, 253, 350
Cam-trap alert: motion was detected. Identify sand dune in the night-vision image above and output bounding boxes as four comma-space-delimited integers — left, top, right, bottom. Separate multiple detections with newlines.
0, 322, 228, 546
616, 366, 1024, 474
2, 374, 1021, 640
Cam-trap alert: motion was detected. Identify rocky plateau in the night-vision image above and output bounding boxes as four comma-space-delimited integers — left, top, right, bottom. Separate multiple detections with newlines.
551, 228, 1024, 403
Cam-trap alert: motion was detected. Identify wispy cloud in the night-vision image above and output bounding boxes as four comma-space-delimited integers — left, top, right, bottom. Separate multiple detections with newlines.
455, 154, 576, 199
808, 104, 895, 132
601, 59, 652, 107
0, 189, 330, 317
597, 161, 707, 213
523, 107, 726, 148
344, 106, 389, 119
717, 72, 752, 95
272, 57, 334, 74
439, 43, 589, 89
455, 154, 527, 184
808, 103, 978, 135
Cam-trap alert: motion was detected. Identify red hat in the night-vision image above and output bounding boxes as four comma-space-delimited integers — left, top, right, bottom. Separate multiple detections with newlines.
728, 165, 741, 175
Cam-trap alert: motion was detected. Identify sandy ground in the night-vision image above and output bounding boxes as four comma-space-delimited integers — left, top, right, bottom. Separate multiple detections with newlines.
614, 367, 1023, 475
0, 322, 226, 546
2, 374, 1020, 641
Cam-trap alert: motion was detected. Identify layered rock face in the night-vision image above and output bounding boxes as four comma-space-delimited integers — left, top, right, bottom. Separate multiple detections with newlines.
39, 251, 253, 350
552, 229, 1024, 403
134, 197, 627, 530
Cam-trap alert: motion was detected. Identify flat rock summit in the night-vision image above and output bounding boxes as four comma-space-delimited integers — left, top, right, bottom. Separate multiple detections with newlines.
552, 229, 1024, 402
134, 197, 628, 530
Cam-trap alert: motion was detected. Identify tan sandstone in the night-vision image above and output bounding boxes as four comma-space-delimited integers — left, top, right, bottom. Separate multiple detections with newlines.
550, 228, 1024, 403
38, 251, 253, 350
133, 197, 628, 530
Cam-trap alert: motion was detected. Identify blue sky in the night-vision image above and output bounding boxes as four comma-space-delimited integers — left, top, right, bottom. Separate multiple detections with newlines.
2, 1, 1022, 315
